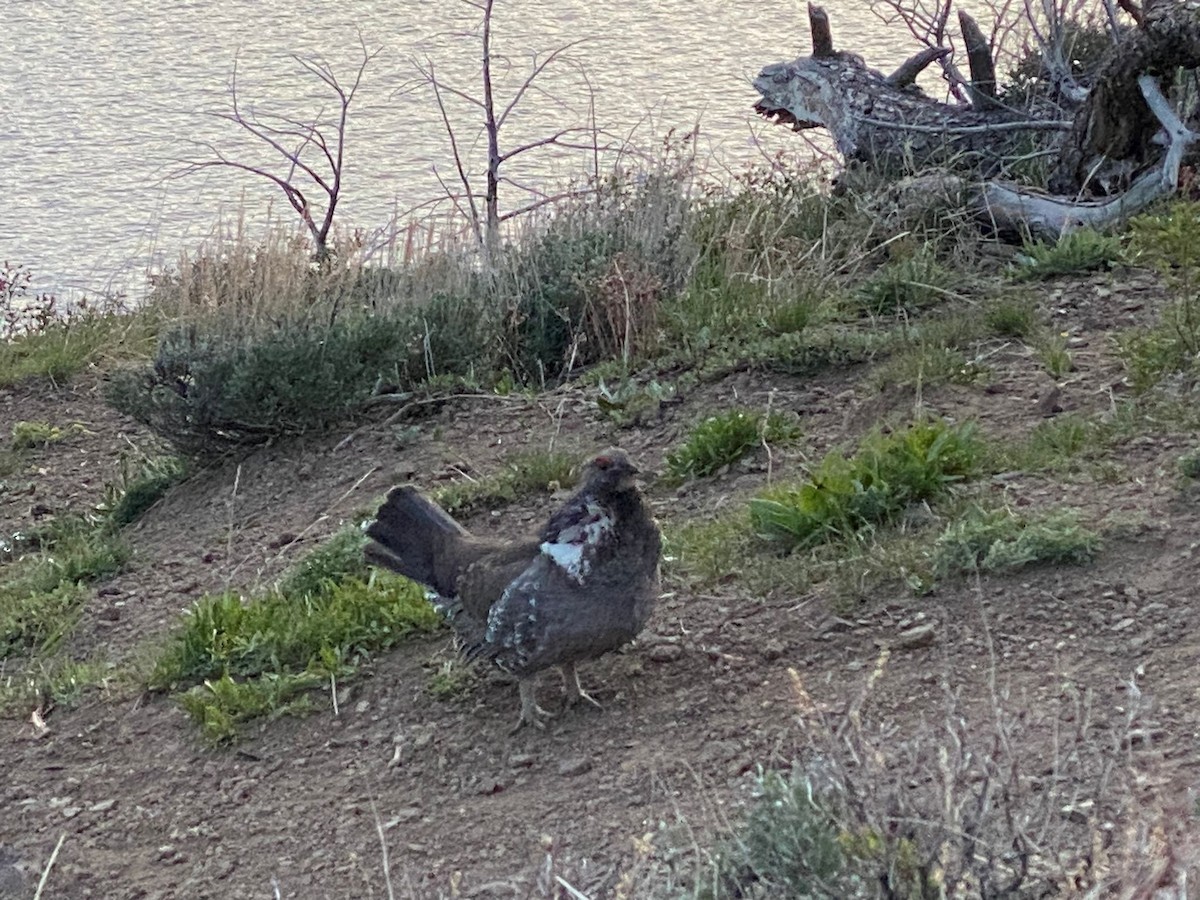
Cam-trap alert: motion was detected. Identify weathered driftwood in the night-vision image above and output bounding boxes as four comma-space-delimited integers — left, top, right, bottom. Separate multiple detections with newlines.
1049, 0, 1200, 192
754, 2, 1200, 240
753, 4, 1073, 177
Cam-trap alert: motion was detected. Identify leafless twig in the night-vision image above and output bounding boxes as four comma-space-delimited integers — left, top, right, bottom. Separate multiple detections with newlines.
176, 35, 381, 261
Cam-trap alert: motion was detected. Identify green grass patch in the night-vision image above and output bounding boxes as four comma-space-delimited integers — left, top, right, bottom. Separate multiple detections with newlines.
427, 657, 477, 701
0, 516, 130, 658
1010, 228, 1123, 280
101, 454, 186, 527
1180, 449, 1200, 480
664, 515, 756, 587
150, 527, 441, 741
931, 505, 1100, 576
868, 344, 990, 392
855, 247, 956, 316
714, 768, 850, 897
434, 449, 576, 516
750, 419, 980, 552
0, 310, 161, 388
666, 409, 801, 481
0, 655, 120, 715
994, 413, 1115, 472
11, 421, 84, 450
1034, 332, 1075, 377
984, 295, 1039, 338
1115, 310, 1200, 391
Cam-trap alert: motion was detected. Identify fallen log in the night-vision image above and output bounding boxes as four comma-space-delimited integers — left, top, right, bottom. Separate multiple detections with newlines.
753, 2, 1200, 240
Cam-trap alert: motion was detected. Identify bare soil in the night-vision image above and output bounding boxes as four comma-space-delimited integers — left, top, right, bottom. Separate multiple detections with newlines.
1, 269, 1199, 898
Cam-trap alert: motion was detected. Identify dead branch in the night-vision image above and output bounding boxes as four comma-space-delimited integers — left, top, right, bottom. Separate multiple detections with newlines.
757, 2, 1200, 239
414, 0, 604, 256
176, 37, 379, 261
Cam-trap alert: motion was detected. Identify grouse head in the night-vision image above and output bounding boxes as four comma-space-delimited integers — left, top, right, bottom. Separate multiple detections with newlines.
579, 448, 640, 497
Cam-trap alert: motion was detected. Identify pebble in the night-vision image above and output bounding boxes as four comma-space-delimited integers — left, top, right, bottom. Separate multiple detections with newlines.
760, 639, 786, 661
894, 623, 936, 650
647, 643, 683, 663
556, 757, 592, 777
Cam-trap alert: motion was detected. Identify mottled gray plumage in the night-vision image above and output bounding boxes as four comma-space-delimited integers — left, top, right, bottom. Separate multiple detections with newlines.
366, 449, 661, 730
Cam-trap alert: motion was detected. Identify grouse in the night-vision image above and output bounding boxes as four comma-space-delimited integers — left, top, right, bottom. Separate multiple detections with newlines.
365, 449, 662, 731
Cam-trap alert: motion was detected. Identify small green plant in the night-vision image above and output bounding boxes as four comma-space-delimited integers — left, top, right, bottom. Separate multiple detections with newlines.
596, 378, 674, 427
434, 449, 576, 516
750, 419, 980, 551
1115, 308, 1200, 391
0, 517, 130, 657
178, 672, 320, 744
932, 505, 1100, 576
0, 656, 118, 715
10, 421, 83, 450
869, 344, 990, 392
765, 292, 818, 336
150, 542, 441, 740
984, 295, 1038, 338
276, 526, 372, 599
1126, 200, 1200, 272
1010, 228, 1122, 280
103, 455, 186, 527
663, 515, 755, 587
1035, 332, 1074, 377
996, 413, 1113, 472
1180, 449, 1200, 480
856, 247, 954, 316
428, 658, 477, 701
715, 768, 849, 896
666, 409, 800, 481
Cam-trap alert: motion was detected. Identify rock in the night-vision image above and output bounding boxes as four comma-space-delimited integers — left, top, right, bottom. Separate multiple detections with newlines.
385, 807, 422, 827
760, 639, 786, 661
557, 757, 592, 777
647, 643, 683, 663
1061, 800, 1094, 824
267, 532, 298, 550
1037, 386, 1063, 417
894, 623, 936, 650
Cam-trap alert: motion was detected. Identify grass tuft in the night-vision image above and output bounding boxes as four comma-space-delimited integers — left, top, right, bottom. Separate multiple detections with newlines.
665, 409, 800, 481
103, 455, 186, 527
1009, 228, 1122, 280
434, 449, 576, 516
0, 517, 130, 658
11, 421, 84, 450
150, 526, 441, 741
984, 295, 1038, 338
932, 505, 1101, 576
855, 246, 954, 316
750, 419, 980, 552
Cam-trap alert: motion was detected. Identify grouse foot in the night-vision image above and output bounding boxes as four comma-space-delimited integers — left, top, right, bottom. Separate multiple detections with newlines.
511, 679, 554, 733
561, 662, 603, 710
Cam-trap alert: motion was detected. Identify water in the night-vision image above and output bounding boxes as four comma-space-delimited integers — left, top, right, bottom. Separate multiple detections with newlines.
1, 0, 1007, 299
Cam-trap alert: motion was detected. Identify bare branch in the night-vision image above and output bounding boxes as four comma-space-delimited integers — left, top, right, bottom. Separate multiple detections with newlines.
886, 47, 953, 87
425, 57, 484, 245
958, 11, 1001, 108
809, 3, 835, 57
498, 40, 588, 129
497, 127, 601, 164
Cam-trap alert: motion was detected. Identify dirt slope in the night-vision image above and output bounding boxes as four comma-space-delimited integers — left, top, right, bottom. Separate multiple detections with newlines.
1, 270, 1199, 898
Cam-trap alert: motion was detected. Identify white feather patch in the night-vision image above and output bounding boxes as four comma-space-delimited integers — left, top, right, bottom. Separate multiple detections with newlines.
540, 499, 614, 584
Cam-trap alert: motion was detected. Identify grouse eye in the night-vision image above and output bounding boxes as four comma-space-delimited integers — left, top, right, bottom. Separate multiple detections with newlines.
594, 455, 612, 470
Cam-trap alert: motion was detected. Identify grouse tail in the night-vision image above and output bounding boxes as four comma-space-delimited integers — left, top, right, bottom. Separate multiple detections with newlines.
365, 486, 469, 597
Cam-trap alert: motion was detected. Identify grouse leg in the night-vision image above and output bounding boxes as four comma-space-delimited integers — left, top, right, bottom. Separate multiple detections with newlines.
512, 679, 554, 733
560, 662, 603, 710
